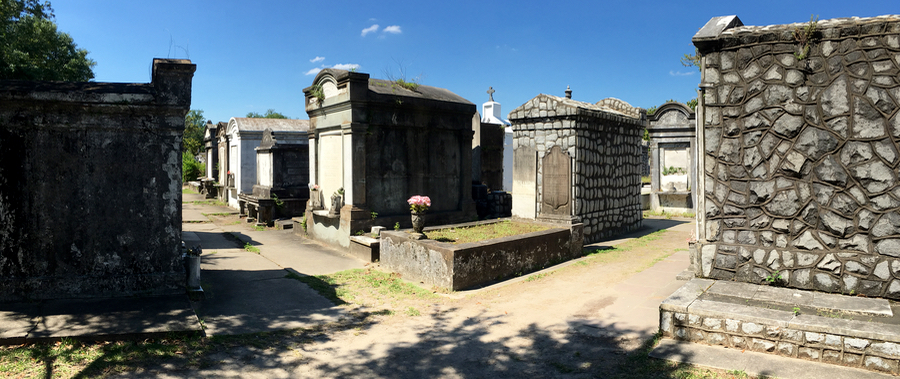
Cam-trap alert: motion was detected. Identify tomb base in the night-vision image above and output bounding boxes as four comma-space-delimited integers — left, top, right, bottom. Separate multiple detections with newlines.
659, 279, 900, 376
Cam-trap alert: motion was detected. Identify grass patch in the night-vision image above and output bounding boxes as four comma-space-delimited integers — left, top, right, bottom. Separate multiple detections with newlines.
426, 220, 550, 244
202, 212, 233, 216
253, 225, 266, 231
287, 268, 436, 309
188, 200, 227, 207
182, 187, 200, 194
244, 242, 260, 254
641, 175, 651, 185
643, 210, 695, 219
524, 272, 553, 282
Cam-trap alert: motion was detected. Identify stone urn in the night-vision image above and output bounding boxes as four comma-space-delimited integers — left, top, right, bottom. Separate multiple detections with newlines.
411, 211, 426, 233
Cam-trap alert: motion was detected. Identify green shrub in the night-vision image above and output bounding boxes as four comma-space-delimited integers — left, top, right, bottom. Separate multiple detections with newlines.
182, 151, 203, 182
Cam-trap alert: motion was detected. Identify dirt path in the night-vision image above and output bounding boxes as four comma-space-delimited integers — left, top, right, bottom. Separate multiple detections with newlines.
123, 218, 694, 378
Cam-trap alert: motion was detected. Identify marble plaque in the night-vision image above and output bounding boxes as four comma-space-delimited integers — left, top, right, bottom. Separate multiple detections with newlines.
512, 145, 537, 219
318, 134, 343, 211
540, 145, 571, 216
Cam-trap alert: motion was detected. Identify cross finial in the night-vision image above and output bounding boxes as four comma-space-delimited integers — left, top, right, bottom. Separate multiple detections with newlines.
487, 87, 495, 101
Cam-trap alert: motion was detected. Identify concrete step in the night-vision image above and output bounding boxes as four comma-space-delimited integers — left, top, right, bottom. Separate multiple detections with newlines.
659, 278, 900, 376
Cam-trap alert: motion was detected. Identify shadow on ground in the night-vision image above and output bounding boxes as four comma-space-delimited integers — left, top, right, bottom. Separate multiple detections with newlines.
63, 306, 725, 378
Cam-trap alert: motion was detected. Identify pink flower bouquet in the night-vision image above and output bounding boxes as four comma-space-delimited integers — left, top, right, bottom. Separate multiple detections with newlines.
407, 195, 431, 213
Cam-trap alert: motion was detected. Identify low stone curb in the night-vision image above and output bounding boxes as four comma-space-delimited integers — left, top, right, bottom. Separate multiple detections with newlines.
660, 278, 900, 375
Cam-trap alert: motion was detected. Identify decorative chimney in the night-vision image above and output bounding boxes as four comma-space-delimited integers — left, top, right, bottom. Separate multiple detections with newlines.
565, 85, 572, 99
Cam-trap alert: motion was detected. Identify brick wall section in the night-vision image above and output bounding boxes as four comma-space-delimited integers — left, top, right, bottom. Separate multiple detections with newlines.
0, 59, 196, 301
694, 15, 900, 298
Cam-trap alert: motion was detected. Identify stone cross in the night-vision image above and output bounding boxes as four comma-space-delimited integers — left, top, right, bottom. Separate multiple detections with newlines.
487, 87, 495, 101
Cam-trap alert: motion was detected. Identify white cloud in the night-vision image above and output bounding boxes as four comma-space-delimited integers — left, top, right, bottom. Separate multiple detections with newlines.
332, 63, 360, 71
361, 24, 379, 37
383, 25, 402, 34
305, 63, 360, 75
669, 70, 695, 76
310, 56, 325, 63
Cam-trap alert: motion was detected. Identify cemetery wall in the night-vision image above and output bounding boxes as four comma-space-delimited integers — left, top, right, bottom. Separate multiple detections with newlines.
694, 15, 900, 298
0, 59, 195, 301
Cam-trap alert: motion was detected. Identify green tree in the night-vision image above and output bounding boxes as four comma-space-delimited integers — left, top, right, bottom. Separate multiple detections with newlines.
680, 48, 700, 69
246, 109, 289, 119
183, 110, 205, 156
1, 0, 96, 81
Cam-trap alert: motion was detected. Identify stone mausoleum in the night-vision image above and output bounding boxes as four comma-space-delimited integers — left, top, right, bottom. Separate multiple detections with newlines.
302, 69, 477, 248
222, 117, 308, 209
508, 90, 645, 243
692, 15, 900, 299
0, 59, 196, 301
647, 101, 698, 213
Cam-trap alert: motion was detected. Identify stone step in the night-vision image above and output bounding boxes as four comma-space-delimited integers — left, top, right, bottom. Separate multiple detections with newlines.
660, 279, 900, 376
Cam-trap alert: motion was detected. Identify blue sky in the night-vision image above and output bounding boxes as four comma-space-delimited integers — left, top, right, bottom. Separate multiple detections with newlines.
53, 1, 898, 123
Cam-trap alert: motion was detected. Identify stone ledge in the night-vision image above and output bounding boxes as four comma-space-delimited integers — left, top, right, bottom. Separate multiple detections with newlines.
661, 279, 900, 375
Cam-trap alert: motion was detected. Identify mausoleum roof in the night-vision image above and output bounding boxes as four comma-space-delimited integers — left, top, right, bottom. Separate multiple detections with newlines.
367, 78, 473, 105
227, 118, 310, 135
508, 94, 643, 123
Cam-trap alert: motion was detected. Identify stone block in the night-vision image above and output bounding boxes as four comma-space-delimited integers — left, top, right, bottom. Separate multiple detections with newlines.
843, 352, 862, 367
702, 317, 724, 330
823, 350, 842, 364
864, 356, 898, 374
752, 338, 777, 352
844, 337, 871, 352
706, 332, 727, 346
870, 342, 900, 359
824, 334, 843, 349
732, 335, 748, 349
798, 347, 821, 361
776, 342, 796, 357
742, 322, 765, 335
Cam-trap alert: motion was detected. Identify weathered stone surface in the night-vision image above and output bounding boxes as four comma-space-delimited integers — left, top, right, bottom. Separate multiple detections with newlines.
701, 245, 716, 277
765, 189, 801, 216
772, 114, 804, 138
850, 160, 896, 194
876, 239, 900, 257
814, 156, 848, 186
780, 151, 807, 176
820, 210, 854, 237
845, 337, 871, 351
838, 235, 870, 253
815, 273, 840, 291
794, 127, 838, 160
798, 347, 821, 360
817, 253, 842, 273
853, 96, 888, 139
840, 141, 874, 166
864, 356, 898, 373
0, 58, 196, 301
822, 75, 850, 117
873, 213, 900, 237
794, 231, 825, 250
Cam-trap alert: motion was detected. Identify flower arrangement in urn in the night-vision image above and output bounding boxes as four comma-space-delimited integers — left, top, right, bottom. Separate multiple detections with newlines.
407, 195, 431, 233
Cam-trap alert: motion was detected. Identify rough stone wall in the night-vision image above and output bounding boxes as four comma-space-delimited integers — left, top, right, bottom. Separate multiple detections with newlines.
0, 59, 195, 301
509, 95, 644, 243
695, 15, 900, 298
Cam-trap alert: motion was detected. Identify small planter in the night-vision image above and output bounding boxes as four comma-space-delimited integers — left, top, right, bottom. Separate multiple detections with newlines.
411, 211, 426, 233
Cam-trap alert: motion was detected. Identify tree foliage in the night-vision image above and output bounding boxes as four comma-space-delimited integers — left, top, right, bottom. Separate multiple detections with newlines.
1, 0, 96, 81
246, 109, 289, 119
183, 110, 205, 156
680, 48, 700, 69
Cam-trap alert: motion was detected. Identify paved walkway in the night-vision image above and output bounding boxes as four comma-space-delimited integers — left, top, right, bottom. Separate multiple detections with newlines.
3, 193, 886, 378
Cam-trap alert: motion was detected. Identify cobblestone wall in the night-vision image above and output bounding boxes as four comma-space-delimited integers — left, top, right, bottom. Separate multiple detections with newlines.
509, 95, 644, 243
695, 15, 900, 298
